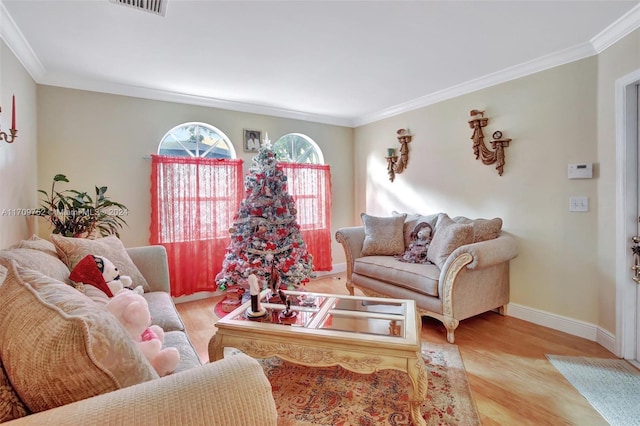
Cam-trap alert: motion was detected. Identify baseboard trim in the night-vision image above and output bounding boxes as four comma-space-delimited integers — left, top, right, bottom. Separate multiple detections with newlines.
173, 263, 348, 305
596, 327, 617, 355
508, 303, 616, 354
314, 263, 346, 277
173, 290, 225, 304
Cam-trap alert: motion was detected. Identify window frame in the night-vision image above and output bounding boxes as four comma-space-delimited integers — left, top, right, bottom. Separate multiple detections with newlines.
157, 122, 237, 159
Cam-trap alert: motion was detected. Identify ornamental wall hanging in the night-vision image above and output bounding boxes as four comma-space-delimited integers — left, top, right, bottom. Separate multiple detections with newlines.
468, 109, 511, 176
385, 128, 412, 182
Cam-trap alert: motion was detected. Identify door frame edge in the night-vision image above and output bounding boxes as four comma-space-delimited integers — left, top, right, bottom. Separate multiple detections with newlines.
616, 68, 640, 359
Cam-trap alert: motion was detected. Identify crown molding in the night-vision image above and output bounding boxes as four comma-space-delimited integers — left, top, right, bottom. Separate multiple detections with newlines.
352, 41, 597, 127
0, 1, 45, 81
591, 3, 640, 53
37, 76, 355, 128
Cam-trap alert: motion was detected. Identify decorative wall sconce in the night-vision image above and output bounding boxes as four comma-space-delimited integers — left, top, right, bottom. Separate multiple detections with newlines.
0, 95, 18, 144
468, 109, 510, 176
386, 128, 412, 182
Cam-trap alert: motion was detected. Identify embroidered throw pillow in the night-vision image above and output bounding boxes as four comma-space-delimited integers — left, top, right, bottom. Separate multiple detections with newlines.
15, 234, 59, 258
427, 214, 474, 269
361, 213, 406, 256
0, 356, 29, 422
0, 261, 158, 413
0, 247, 72, 285
51, 234, 149, 292
452, 217, 502, 242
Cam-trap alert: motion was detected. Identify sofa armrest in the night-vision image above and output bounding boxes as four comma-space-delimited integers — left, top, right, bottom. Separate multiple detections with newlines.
6, 353, 277, 426
335, 227, 366, 279
444, 231, 518, 272
126, 245, 170, 293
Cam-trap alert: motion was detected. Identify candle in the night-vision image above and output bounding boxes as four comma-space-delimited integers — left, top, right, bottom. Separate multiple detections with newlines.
11, 95, 15, 130
387, 148, 396, 157
248, 274, 260, 296
251, 294, 259, 313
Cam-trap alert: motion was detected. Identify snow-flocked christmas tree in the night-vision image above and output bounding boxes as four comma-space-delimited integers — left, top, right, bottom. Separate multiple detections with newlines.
216, 142, 314, 291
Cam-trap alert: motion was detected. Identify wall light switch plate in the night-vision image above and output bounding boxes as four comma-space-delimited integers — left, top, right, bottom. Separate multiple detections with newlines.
569, 196, 589, 212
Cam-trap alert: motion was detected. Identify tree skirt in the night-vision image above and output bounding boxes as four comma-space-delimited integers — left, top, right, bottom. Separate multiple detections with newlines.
214, 296, 240, 318
258, 342, 480, 426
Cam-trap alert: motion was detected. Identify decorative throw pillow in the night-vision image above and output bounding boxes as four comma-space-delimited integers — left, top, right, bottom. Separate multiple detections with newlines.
452, 216, 502, 242
0, 247, 72, 285
361, 213, 406, 256
15, 234, 59, 258
427, 214, 474, 269
0, 261, 158, 413
0, 357, 29, 422
50, 234, 150, 292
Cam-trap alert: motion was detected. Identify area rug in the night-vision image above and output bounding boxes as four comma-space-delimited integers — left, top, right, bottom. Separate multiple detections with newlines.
546, 355, 640, 426
259, 342, 480, 425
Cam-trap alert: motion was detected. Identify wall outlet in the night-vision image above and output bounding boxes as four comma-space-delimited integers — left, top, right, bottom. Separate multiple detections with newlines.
569, 196, 589, 212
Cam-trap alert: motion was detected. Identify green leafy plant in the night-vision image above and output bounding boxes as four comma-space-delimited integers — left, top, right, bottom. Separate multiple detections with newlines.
37, 174, 129, 238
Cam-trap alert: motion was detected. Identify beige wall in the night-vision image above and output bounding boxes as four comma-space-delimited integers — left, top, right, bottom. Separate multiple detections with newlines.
596, 29, 640, 333
0, 40, 37, 249
35, 87, 353, 267
355, 59, 601, 323
354, 29, 640, 332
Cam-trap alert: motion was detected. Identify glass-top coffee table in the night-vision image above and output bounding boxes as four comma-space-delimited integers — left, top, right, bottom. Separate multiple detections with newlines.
208, 290, 427, 426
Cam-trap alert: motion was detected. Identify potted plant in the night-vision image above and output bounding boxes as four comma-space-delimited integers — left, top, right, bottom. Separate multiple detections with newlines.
37, 174, 129, 238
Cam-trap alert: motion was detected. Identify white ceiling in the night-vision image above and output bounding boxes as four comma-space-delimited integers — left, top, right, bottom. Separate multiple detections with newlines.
1, 0, 639, 127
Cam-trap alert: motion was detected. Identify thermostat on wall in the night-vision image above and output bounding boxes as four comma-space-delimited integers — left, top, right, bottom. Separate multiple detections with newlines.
568, 163, 593, 179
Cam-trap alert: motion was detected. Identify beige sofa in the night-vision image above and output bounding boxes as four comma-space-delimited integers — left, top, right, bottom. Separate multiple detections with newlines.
336, 212, 518, 343
0, 235, 277, 425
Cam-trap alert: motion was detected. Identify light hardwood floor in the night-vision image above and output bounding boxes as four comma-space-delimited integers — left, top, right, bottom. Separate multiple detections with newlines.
175, 273, 619, 425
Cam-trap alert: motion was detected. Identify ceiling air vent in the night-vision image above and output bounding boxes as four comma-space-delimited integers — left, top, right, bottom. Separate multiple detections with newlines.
110, 0, 167, 17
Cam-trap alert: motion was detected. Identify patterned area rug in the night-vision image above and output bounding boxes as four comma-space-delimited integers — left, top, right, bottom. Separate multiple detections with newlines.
546, 355, 640, 426
259, 342, 480, 426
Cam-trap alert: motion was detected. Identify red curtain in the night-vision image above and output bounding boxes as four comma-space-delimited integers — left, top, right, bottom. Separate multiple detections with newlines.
150, 155, 243, 297
278, 162, 332, 271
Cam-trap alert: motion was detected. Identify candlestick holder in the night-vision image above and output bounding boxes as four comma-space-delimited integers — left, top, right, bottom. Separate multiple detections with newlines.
0, 128, 17, 144
245, 294, 267, 319
468, 109, 511, 176
1, 96, 18, 144
386, 128, 412, 182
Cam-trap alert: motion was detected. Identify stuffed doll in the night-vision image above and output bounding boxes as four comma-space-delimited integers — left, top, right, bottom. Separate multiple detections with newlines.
396, 222, 433, 264
69, 254, 143, 297
105, 290, 180, 377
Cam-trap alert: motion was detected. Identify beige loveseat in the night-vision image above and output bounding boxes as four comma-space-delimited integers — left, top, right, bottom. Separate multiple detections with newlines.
336, 212, 518, 343
0, 235, 277, 425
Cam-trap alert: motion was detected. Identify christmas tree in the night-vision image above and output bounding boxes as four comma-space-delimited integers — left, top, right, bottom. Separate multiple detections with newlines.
216, 143, 314, 291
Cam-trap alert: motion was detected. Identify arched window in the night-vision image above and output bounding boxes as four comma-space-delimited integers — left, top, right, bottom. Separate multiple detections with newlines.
274, 133, 332, 271
273, 133, 324, 164
151, 122, 243, 296
158, 122, 236, 158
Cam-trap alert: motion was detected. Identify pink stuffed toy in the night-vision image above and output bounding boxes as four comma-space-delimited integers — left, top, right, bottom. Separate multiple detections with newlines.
105, 290, 179, 377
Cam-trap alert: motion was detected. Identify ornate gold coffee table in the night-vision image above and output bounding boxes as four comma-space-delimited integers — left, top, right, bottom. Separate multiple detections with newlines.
208, 290, 427, 426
